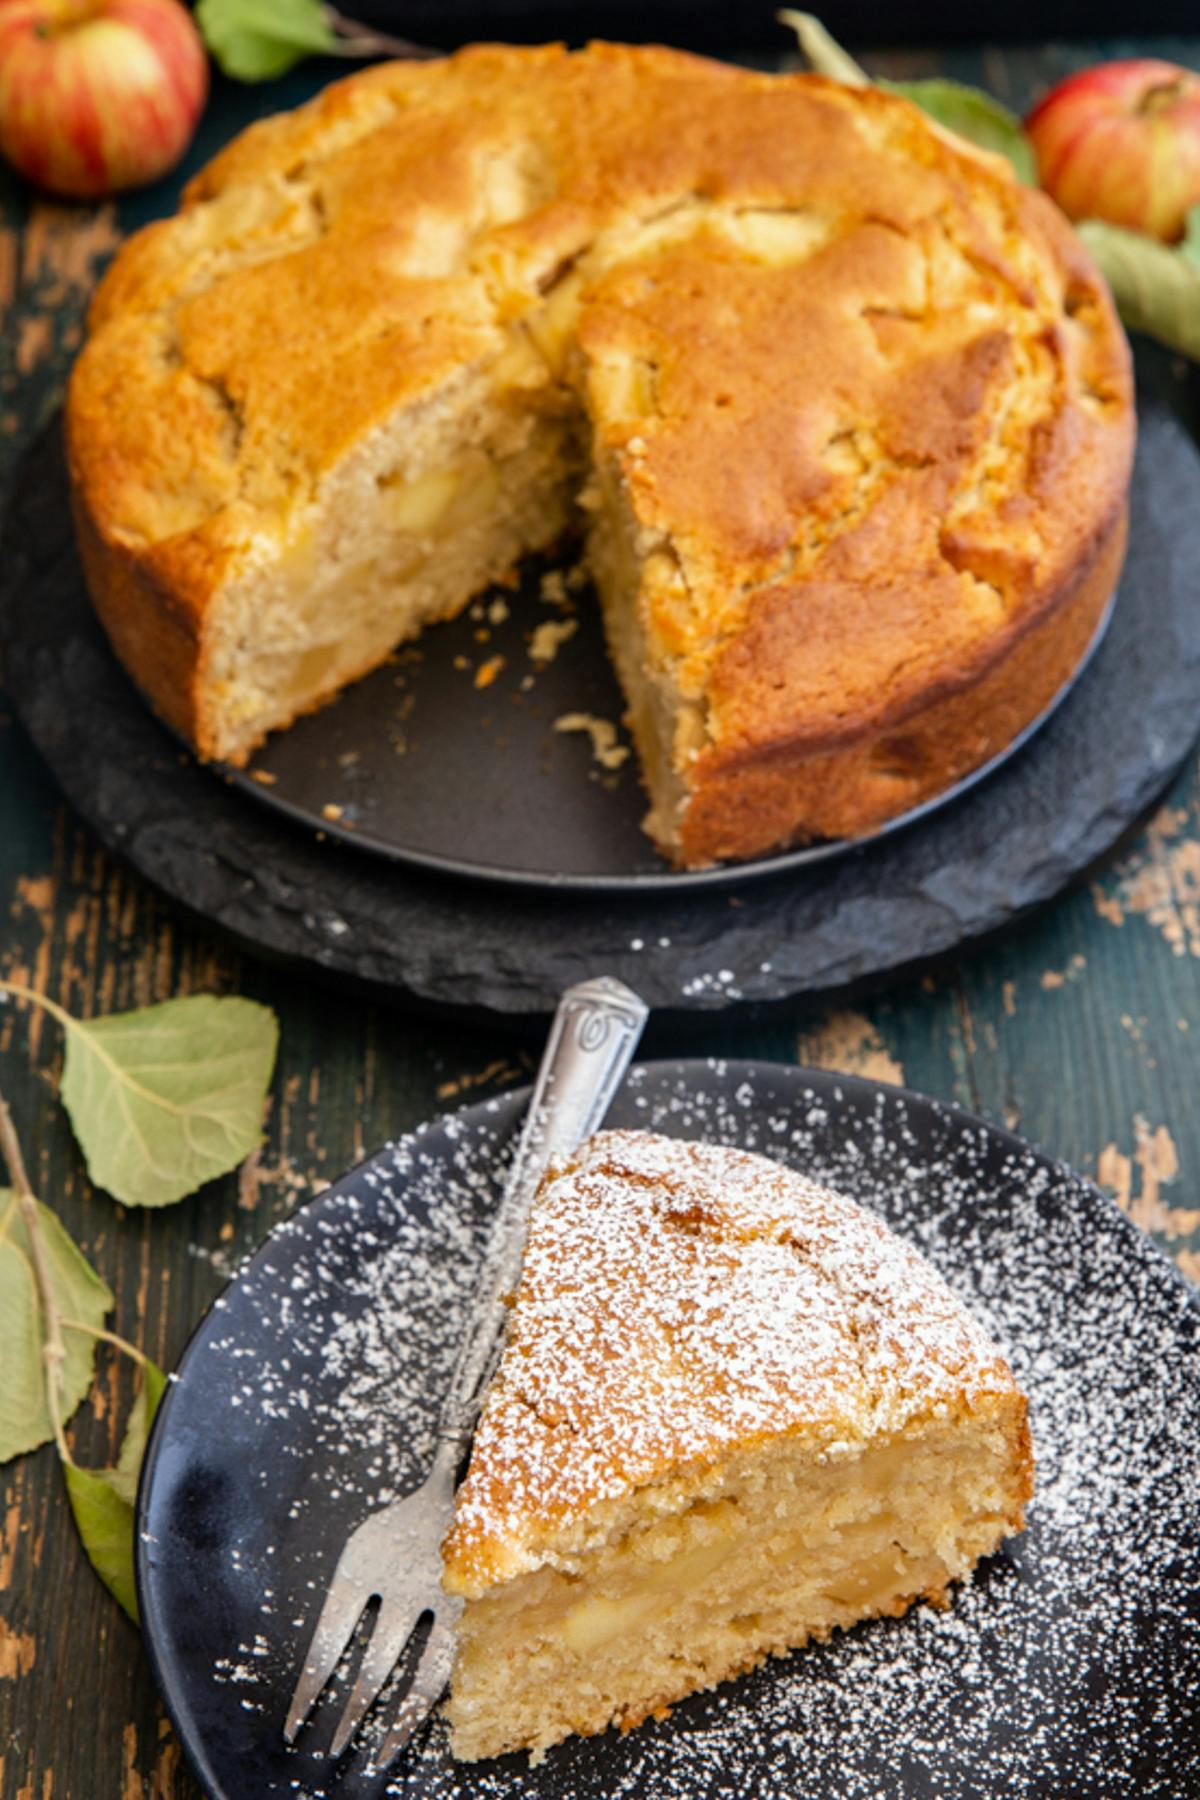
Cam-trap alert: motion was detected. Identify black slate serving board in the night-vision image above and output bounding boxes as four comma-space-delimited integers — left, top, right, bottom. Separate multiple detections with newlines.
4, 343, 1200, 1021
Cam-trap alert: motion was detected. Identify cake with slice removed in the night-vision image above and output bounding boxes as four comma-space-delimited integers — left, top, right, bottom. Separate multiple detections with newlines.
66, 42, 1134, 868
440, 1128, 1033, 1761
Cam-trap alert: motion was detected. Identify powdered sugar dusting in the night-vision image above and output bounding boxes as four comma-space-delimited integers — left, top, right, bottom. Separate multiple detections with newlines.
155, 1062, 1199, 1798
446, 1129, 1019, 1585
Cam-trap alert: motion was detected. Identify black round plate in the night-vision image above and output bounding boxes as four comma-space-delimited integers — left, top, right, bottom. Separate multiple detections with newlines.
220, 554, 1107, 896
6, 345, 1200, 1017
137, 1061, 1200, 1800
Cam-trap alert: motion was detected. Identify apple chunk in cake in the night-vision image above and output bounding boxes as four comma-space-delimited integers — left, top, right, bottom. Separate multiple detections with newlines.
440, 1130, 1033, 1762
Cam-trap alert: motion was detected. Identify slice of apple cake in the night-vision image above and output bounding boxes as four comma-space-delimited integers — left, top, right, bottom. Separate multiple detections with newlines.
441, 1129, 1032, 1762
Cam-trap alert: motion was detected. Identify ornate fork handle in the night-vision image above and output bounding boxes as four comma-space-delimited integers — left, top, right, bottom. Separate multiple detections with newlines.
436, 976, 649, 1447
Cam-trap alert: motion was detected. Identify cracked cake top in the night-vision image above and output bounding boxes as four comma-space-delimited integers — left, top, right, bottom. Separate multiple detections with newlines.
69, 41, 1131, 653
66, 42, 1134, 861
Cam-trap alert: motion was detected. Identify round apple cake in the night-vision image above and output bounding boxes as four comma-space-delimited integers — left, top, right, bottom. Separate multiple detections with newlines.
66, 42, 1135, 869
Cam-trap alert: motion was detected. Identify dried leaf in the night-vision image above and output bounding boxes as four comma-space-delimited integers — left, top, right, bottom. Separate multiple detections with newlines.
58, 995, 277, 1209
0, 1192, 113, 1463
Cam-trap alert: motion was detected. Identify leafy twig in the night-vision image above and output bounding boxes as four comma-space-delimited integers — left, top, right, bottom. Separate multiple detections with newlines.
0, 1094, 169, 1619
0, 1089, 71, 1464
0, 979, 275, 1619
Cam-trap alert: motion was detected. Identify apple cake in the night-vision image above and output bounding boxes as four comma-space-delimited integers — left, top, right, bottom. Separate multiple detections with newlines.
67, 42, 1134, 867
441, 1130, 1033, 1761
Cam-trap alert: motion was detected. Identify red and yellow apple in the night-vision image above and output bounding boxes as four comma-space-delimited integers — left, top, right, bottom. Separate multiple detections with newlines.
0, 0, 208, 199
1027, 58, 1200, 243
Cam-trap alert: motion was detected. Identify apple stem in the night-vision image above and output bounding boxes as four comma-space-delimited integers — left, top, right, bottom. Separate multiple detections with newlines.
324, 9, 439, 60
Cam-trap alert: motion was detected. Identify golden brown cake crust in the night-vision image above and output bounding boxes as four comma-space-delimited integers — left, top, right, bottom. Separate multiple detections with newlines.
442, 1131, 1033, 1598
675, 503, 1128, 861
67, 42, 1134, 862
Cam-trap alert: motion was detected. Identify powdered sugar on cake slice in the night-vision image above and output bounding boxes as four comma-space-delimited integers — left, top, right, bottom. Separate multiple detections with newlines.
443, 1130, 1022, 1592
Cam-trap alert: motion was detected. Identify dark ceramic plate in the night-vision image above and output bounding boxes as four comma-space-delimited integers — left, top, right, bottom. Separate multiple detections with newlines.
136, 1060, 1200, 1800
221, 555, 1110, 896
6, 348, 1200, 1014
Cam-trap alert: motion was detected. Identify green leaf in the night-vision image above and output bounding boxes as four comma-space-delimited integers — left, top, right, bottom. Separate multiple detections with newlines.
1179, 205, 1200, 272
880, 78, 1037, 184
59, 996, 278, 1209
1078, 218, 1200, 361
64, 1361, 166, 1622
0, 1192, 113, 1463
109, 1360, 167, 1505
195, 0, 339, 82
63, 1467, 138, 1618
777, 10, 869, 85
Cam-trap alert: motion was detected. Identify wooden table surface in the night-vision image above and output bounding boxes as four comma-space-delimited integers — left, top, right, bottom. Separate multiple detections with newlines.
3, 33, 1200, 1800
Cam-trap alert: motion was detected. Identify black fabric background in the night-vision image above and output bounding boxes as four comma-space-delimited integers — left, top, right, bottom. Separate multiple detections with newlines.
353, 3, 1200, 52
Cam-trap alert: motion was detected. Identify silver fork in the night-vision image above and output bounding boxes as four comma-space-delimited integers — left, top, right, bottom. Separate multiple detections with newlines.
283, 975, 649, 1771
